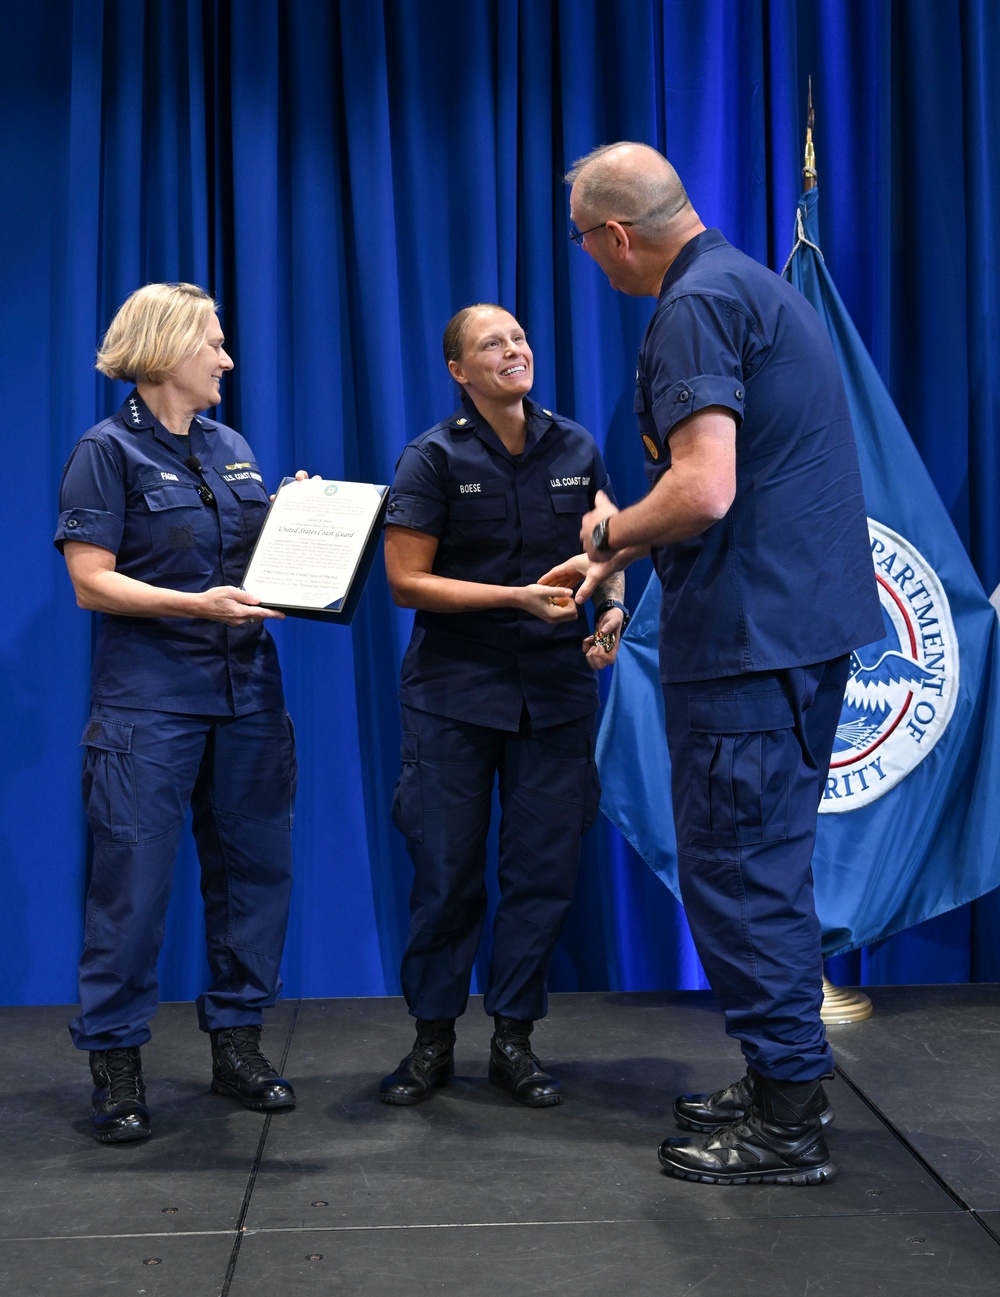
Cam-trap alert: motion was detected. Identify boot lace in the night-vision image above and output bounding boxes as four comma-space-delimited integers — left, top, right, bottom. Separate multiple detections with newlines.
709, 1075, 752, 1108
222, 1026, 273, 1073
104, 1050, 143, 1101
498, 1036, 545, 1078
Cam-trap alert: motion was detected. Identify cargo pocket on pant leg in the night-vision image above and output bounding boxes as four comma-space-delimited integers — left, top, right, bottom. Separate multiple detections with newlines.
685, 691, 795, 849
391, 730, 423, 843
80, 715, 138, 843
582, 730, 602, 834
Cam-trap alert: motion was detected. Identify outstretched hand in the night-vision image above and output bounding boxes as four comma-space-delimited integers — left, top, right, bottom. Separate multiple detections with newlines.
537, 553, 589, 591
540, 552, 623, 606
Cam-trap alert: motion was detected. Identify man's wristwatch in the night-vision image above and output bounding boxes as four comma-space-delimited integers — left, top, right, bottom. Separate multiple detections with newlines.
593, 598, 630, 632
591, 516, 613, 555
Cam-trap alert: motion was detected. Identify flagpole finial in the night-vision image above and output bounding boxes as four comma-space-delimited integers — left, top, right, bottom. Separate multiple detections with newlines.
803, 76, 817, 190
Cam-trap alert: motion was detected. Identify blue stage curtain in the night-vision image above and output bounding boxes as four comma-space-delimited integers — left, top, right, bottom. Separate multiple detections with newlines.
1, 0, 997, 1006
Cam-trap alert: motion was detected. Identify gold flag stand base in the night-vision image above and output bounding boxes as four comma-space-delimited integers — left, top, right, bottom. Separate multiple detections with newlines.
821, 976, 873, 1024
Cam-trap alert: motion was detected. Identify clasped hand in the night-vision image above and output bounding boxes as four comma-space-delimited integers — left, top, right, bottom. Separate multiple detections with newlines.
521, 583, 579, 622
535, 552, 623, 672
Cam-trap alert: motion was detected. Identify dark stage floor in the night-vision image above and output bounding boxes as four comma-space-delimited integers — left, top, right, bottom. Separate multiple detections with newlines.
1, 985, 998, 1296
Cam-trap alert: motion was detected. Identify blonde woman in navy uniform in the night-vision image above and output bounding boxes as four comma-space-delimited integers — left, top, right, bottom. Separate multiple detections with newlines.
56, 283, 302, 1142
379, 304, 628, 1108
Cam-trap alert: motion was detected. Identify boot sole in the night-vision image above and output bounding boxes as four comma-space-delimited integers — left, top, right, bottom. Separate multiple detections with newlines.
658, 1152, 836, 1186
92, 1120, 152, 1144
675, 1104, 835, 1134
211, 1078, 296, 1111
378, 1084, 442, 1106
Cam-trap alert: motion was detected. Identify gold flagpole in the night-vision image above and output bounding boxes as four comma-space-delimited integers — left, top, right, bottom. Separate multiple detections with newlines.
804, 75, 874, 1026
803, 77, 817, 191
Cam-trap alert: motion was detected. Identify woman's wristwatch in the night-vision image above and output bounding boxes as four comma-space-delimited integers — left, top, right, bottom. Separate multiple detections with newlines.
592, 598, 631, 632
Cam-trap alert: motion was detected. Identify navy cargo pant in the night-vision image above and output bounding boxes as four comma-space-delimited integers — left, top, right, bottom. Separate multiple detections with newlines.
69, 704, 296, 1051
392, 704, 599, 1023
661, 657, 850, 1082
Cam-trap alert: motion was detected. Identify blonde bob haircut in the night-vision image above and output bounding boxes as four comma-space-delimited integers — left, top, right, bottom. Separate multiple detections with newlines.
95, 282, 220, 385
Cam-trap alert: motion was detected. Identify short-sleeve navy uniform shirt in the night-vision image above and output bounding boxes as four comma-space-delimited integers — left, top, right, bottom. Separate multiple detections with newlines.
386, 396, 614, 731
54, 390, 284, 716
636, 229, 883, 683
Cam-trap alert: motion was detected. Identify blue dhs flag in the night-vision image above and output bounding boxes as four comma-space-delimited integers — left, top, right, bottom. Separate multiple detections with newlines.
598, 187, 1000, 954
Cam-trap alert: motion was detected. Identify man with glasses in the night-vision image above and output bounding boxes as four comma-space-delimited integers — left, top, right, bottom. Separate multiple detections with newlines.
553, 142, 882, 1185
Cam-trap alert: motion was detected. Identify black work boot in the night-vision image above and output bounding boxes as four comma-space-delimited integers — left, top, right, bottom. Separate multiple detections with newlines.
658, 1069, 835, 1185
673, 1069, 834, 1132
89, 1047, 152, 1143
210, 1025, 296, 1111
379, 1019, 456, 1105
488, 1015, 562, 1108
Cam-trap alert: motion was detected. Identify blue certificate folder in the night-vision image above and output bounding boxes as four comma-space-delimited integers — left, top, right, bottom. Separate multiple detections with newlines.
241, 478, 389, 625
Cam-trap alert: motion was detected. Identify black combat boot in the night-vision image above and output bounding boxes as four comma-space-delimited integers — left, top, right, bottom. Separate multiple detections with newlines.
379, 1019, 456, 1105
210, 1025, 296, 1111
658, 1069, 835, 1185
89, 1047, 152, 1143
673, 1068, 834, 1132
488, 1015, 562, 1108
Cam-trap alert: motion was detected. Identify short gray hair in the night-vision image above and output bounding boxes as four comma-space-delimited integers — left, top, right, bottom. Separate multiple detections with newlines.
566, 142, 690, 238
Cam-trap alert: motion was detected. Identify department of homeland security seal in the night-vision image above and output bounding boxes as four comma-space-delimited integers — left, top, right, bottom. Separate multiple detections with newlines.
819, 519, 959, 814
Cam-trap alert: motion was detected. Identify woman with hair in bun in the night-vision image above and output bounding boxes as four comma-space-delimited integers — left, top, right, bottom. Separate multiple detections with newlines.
379, 304, 629, 1109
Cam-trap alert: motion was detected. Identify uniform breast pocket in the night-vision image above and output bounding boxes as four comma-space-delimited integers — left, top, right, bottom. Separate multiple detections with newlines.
447, 483, 508, 542
681, 691, 796, 850
549, 489, 589, 518
226, 477, 270, 536
138, 476, 216, 581
547, 487, 590, 549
